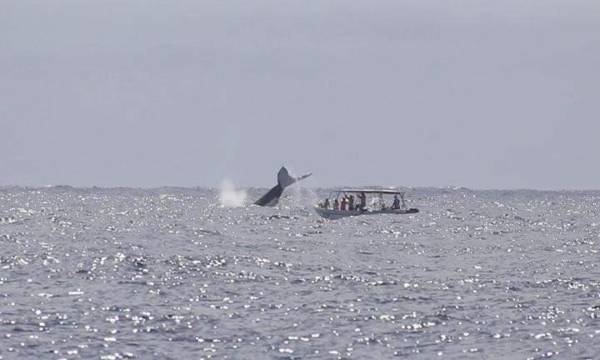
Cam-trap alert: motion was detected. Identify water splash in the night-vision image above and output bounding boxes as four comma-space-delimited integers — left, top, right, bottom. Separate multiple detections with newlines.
219, 179, 247, 207
288, 186, 319, 209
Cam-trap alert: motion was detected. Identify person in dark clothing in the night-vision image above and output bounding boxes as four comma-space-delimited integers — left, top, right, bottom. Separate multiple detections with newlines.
357, 192, 366, 210
392, 195, 401, 210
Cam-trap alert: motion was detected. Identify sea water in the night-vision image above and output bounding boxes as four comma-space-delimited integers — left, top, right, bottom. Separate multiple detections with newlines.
1, 187, 599, 359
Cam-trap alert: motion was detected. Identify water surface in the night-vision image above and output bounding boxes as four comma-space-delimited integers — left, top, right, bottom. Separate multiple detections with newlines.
1, 187, 599, 359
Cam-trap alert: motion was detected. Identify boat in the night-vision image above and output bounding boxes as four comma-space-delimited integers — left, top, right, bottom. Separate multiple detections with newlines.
314, 188, 419, 220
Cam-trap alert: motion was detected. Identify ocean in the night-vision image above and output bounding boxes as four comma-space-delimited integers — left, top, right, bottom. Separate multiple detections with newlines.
1, 186, 599, 359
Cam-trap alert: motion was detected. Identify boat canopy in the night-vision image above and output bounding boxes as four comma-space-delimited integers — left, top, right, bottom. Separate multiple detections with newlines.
337, 188, 405, 195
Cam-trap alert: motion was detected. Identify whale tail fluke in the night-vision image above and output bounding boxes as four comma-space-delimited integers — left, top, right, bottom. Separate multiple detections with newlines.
277, 167, 295, 188
255, 166, 312, 207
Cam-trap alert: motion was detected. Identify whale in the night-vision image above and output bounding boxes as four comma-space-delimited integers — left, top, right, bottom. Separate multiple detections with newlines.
254, 167, 312, 207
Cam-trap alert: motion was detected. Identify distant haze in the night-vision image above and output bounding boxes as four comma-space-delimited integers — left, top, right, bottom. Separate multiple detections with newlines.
2, 1, 599, 189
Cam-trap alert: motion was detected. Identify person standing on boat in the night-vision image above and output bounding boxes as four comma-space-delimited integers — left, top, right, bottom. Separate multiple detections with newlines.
340, 196, 348, 211
348, 195, 355, 211
333, 198, 340, 210
392, 195, 401, 210
324, 198, 330, 209
357, 192, 366, 211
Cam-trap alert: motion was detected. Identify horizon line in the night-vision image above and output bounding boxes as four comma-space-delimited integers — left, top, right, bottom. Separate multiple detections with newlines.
1, 184, 599, 193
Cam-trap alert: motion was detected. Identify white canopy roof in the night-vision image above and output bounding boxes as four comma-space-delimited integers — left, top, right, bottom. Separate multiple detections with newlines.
337, 188, 405, 195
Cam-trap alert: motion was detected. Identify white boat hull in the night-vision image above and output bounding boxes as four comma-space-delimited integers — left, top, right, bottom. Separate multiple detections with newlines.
314, 207, 419, 220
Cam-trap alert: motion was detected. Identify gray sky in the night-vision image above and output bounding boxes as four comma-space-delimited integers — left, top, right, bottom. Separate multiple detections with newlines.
2, 0, 599, 189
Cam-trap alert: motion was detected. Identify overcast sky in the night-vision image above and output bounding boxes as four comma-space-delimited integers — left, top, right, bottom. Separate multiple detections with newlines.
1, 0, 599, 189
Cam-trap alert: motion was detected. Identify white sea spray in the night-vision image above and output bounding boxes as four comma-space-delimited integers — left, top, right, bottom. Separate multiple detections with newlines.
219, 179, 247, 207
